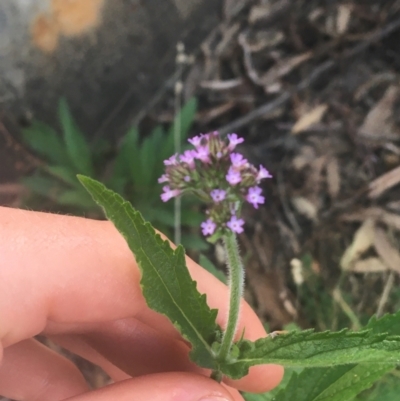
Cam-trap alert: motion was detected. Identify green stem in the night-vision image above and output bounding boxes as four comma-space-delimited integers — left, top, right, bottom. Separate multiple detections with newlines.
217, 232, 244, 362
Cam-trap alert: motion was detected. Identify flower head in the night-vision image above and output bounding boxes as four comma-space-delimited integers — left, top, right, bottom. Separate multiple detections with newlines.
201, 219, 217, 236
195, 145, 210, 163
227, 133, 244, 151
158, 174, 169, 183
188, 135, 203, 147
210, 189, 226, 203
226, 167, 241, 185
159, 132, 272, 237
164, 154, 179, 166
161, 186, 181, 202
227, 216, 245, 234
246, 186, 265, 209
180, 150, 197, 169
230, 153, 247, 168
257, 165, 272, 181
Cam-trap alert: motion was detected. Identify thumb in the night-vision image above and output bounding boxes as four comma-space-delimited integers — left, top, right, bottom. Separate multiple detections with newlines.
67, 372, 241, 401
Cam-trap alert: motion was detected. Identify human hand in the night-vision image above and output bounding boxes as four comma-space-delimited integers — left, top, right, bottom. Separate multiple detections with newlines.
0, 206, 283, 400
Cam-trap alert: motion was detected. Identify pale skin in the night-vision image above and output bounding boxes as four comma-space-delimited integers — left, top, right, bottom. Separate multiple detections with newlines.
0, 206, 283, 401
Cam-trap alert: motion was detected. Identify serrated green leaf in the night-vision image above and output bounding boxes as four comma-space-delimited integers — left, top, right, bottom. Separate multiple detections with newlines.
78, 176, 219, 368
355, 370, 400, 401
272, 364, 394, 401
21, 121, 70, 166
59, 99, 94, 175
221, 328, 400, 379
366, 310, 400, 336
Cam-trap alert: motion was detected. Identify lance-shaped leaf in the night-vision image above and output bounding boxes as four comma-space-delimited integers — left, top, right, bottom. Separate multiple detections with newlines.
271, 363, 395, 401
78, 176, 219, 368
220, 329, 400, 379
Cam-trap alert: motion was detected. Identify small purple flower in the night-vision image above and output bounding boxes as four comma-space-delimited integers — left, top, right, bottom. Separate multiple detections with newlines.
164, 154, 178, 166
195, 145, 210, 163
227, 216, 245, 234
158, 174, 169, 183
184, 175, 191, 182
161, 186, 181, 202
227, 133, 244, 151
257, 165, 273, 181
180, 150, 196, 169
210, 189, 226, 203
246, 186, 265, 209
230, 153, 248, 168
201, 218, 217, 236
188, 135, 203, 147
226, 167, 242, 185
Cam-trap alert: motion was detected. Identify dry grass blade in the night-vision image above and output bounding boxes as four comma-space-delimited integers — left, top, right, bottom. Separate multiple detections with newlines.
340, 218, 375, 270
373, 227, 400, 274
326, 157, 341, 199
358, 85, 400, 141
351, 257, 388, 273
291, 104, 328, 134
369, 165, 400, 199
262, 52, 312, 90
291, 196, 318, 221
342, 208, 400, 232
336, 4, 352, 35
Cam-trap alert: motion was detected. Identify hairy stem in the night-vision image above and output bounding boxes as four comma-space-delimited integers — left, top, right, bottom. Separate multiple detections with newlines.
217, 232, 244, 362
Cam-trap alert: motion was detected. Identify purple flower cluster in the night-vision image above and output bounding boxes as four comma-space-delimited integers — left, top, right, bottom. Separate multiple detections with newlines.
159, 131, 272, 237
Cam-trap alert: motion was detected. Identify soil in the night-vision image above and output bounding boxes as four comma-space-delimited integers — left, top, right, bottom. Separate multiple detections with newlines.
1, 0, 400, 397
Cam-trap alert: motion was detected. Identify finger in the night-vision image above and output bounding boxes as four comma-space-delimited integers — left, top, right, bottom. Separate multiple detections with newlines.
1, 207, 266, 344
51, 318, 283, 393
1, 207, 261, 341
0, 207, 282, 393
52, 318, 198, 378
0, 338, 89, 401
67, 372, 243, 401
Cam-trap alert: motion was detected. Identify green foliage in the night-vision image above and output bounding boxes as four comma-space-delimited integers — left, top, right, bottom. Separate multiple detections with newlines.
354, 370, 400, 401
78, 176, 219, 367
79, 176, 400, 399
244, 365, 395, 401
58, 99, 95, 176
272, 364, 394, 401
21, 97, 204, 249
221, 329, 400, 379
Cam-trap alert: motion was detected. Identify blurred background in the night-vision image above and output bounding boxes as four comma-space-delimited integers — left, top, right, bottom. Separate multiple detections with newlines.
1, 0, 400, 399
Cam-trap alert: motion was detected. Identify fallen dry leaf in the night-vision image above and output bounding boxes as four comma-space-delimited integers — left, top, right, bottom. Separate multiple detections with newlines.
358, 85, 400, 140
291, 196, 318, 221
351, 257, 388, 273
369, 165, 400, 199
336, 4, 352, 35
341, 208, 400, 232
292, 104, 328, 134
373, 226, 400, 274
263, 52, 312, 91
340, 218, 375, 270
292, 145, 317, 170
326, 157, 341, 198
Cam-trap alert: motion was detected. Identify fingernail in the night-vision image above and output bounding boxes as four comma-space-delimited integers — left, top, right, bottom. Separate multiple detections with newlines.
198, 396, 230, 401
